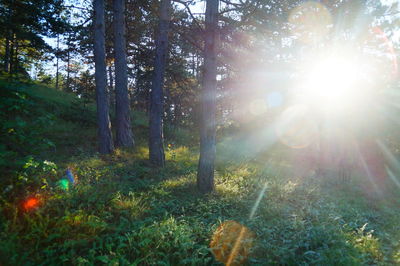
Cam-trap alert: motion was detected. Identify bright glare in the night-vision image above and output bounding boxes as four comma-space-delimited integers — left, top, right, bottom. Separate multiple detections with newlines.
302, 57, 364, 112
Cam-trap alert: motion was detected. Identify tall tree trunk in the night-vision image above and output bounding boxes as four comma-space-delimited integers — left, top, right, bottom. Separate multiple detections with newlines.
197, 0, 219, 193
4, 0, 13, 74
149, 0, 171, 167
65, 36, 72, 91
14, 39, 18, 74
94, 0, 114, 154
113, 0, 134, 147
55, 35, 60, 90
4, 34, 10, 73
174, 103, 181, 126
66, 49, 70, 91
9, 35, 14, 74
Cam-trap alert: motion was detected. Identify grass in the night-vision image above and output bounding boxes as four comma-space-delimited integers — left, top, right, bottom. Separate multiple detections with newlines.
1, 80, 400, 265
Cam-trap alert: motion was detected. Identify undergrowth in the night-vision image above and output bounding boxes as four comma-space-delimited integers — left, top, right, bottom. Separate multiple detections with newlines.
1, 79, 399, 265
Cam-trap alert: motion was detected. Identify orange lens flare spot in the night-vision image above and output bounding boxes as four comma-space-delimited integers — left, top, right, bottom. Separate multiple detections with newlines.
210, 220, 255, 266
23, 197, 40, 211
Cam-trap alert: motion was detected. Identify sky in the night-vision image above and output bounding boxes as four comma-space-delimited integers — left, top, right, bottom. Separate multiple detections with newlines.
38, 0, 206, 77
38, 0, 399, 77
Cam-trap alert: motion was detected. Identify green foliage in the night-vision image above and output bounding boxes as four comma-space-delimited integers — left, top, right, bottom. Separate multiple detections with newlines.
1, 79, 400, 265
0, 0, 71, 75
0, 80, 54, 166
125, 217, 210, 265
0, 79, 59, 200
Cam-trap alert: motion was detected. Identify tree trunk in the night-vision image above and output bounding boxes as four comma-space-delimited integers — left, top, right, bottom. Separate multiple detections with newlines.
55, 35, 60, 90
113, 0, 134, 148
149, 0, 171, 167
4, 34, 10, 73
9, 35, 14, 74
66, 48, 70, 91
14, 39, 18, 74
174, 103, 181, 126
197, 0, 219, 193
94, 0, 114, 154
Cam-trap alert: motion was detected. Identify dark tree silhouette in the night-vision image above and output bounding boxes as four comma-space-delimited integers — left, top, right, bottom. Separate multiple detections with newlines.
94, 0, 114, 154
114, 0, 134, 148
197, 0, 219, 193
149, 0, 171, 167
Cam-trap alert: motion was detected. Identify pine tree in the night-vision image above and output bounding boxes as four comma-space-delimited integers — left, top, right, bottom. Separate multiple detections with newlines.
93, 0, 114, 154
197, 0, 219, 193
114, 0, 134, 147
149, 0, 171, 167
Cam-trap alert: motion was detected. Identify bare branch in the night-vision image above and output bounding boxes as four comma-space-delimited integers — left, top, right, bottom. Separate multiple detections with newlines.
63, 5, 90, 11
173, 0, 204, 31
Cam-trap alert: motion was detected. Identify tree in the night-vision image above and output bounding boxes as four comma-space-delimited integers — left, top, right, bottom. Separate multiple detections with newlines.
149, 0, 171, 167
94, 0, 114, 154
197, 0, 219, 193
113, 0, 134, 147
0, 0, 69, 75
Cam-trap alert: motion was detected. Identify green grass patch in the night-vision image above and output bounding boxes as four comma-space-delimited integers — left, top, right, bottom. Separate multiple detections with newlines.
1, 79, 400, 265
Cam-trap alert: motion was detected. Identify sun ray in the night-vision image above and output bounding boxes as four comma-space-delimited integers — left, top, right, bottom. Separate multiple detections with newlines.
385, 166, 400, 189
356, 143, 383, 196
377, 139, 400, 189
249, 179, 268, 220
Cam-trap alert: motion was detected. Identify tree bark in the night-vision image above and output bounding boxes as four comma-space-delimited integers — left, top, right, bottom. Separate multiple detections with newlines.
149, 0, 171, 167
197, 0, 219, 193
14, 38, 18, 74
55, 35, 60, 90
9, 35, 14, 74
94, 0, 114, 154
4, 34, 10, 73
66, 48, 70, 91
113, 0, 134, 148
4, 3, 13, 73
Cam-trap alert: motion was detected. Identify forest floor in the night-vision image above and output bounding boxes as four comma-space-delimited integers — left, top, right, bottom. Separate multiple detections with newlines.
1, 80, 400, 265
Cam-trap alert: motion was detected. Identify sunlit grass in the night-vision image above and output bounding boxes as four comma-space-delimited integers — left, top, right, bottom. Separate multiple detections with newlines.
2, 79, 400, 265
4, 139, 400, 264
111, 191, 148, 218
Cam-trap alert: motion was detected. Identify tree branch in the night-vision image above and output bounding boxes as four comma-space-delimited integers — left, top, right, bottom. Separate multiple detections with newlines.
173, 0, 204, 31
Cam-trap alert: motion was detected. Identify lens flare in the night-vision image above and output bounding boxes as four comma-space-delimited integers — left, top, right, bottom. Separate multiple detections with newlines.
367, 27, 398, 79
210, 220, 255, 266
267, 91, 283, 108
276, 105, 318, 149
57, 179, 69, 190
66, 168, 75, 184
23, 197, 40, 211
302, 57, 364, 112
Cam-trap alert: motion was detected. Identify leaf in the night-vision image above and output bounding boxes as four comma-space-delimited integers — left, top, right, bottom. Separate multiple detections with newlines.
96, 256, 109, 263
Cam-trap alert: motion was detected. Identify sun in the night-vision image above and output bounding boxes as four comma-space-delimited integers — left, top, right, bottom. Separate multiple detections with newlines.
299, 56, 367, 113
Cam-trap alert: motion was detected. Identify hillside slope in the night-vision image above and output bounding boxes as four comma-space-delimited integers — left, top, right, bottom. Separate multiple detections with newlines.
1, 79, 400, 265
